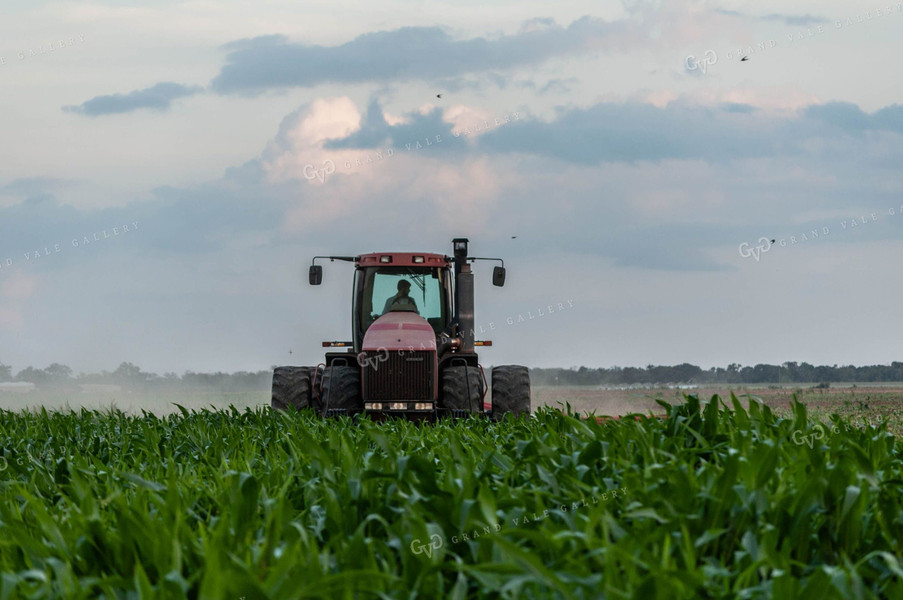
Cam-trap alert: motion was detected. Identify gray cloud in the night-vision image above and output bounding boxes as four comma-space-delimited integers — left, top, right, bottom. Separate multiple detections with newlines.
721, 103, 756, 114
0, 177, 69, 200
0, 177, 289, 265
434, 72, 512, 93
538, 78, 579, 95
209, 17, 631, 95
475, 101, 903, 165
805, 102, 903, 133
323, 99, 392, 149
761, 13, 831, 26
322, 100, 460, 156
716, 9, 830, 26
476, 102, 778, 164
62, 82, 203, 116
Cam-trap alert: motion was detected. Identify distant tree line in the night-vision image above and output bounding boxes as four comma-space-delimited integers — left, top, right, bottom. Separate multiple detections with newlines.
0, 362, 271, 392
5, 361, 903, 391
529, 362, 903, 386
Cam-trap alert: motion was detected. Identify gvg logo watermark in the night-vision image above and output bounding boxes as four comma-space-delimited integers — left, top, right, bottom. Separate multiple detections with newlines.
738, 206, 902, 262
792, 422, 859, 447
0, 456, 7, 472
357, 343, 437, 372
303, 160, 335, 183
792, 423, 827, 447
356, 347, 390, 370
685, 50, 718, 74
738, 237, 775, 262
410, 534, 443, 558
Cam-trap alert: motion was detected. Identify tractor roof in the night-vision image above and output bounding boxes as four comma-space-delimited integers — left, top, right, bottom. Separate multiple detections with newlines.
357, 252, 449, 268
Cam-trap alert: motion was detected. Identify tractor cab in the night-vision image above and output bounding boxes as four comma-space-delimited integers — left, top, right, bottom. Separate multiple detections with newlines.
352, 253, 452, 352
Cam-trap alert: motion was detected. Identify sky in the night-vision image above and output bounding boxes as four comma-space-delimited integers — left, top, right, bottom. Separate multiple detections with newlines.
2, 0, 903, 375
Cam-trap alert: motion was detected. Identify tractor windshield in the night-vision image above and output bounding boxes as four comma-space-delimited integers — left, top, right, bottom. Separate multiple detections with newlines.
355, 267, 450, 345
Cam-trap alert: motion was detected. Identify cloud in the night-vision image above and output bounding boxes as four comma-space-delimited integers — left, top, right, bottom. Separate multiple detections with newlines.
259, 96, 364, 184
432, 74, 508, 93
322, 99, 390, 149
209, 17, 637, 95
0, 177, 70, 207
476, 101, 779, 164
683, 88, 821, 113
805, 102, 903, 134
715, 9, 830, 26
62, 82, 203, 116
0, 178, 289, 268
474, 101, 903, 166
0, 177, 68, 197
250, 96, 508, 234
720, 103, 756, 114
259, 96, 475, 186
538, 78, 579, 95
760, 13, 831, 26
324, 99, 459, 153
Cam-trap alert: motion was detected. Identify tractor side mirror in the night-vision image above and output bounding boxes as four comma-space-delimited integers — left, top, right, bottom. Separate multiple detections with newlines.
492, 266, 506, 287
309, 265, 323, 285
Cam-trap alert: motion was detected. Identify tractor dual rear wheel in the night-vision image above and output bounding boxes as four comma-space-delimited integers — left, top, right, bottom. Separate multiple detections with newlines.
271, 366, 316, 411
491, 365, 531, 420
320, 365, 363, 415
440, 365, 484, 413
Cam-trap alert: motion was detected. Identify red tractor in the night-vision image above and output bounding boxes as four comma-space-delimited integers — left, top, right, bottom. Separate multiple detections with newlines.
271, 238, 530, 420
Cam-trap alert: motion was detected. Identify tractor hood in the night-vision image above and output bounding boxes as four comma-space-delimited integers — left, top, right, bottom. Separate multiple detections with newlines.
362, 312, 437, 352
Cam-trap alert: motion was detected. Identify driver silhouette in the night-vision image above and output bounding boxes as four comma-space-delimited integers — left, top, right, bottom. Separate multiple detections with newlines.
382, 279, 419, 314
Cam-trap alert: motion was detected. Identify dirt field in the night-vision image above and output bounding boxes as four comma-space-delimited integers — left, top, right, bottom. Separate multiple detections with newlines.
534, 384, 903, 434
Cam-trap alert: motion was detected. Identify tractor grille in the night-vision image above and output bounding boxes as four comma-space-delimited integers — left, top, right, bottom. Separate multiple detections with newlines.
363, 351, 433, 400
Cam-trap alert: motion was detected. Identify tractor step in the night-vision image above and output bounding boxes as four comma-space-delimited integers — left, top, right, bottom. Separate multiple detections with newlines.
325, 408, 354, 418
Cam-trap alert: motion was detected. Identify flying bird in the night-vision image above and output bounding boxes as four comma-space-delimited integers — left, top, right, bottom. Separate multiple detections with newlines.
741, 56, 749, 62
436, 94, 442, 99
511, 236, 517, 239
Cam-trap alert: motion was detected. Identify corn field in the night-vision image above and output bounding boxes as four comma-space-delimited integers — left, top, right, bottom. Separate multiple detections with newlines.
1, 394, 902, 599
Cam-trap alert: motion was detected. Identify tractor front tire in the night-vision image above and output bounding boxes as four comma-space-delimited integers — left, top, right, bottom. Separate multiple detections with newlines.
440, 366, 484, 412
320, 366, 363, 414
271, 366, 315, 411
491, 365, 531, 419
